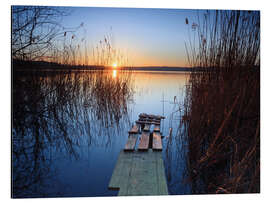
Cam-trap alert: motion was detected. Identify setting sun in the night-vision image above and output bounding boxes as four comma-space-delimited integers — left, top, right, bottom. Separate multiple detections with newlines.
113, 63, 117, 68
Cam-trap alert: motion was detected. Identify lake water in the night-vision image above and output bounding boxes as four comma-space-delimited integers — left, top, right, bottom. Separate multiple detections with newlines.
12, 69, 191, 198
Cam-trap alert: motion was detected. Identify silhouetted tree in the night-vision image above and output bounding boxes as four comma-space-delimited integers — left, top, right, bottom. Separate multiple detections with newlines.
11, 6, 68, 61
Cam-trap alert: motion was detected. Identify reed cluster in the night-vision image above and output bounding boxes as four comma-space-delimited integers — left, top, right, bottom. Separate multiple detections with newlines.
33, 32, 129, 67
90, 70, 134, 126
12, 69, 134, 197
92, 34, 129, 67
182, 10, 260, 193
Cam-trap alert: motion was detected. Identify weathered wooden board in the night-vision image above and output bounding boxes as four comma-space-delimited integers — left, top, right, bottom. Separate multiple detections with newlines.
124, 134, 138, 151
109, 150, 168, 196
153, 124, 160, 132
124, 151, 158, 196
139, 118, 160, 124
152, 119, 161, 123
108, 151, 134, 190
149, 113, 165, 118
143, 124, 150, 131
139, 113, 165, 120
148, 115, 162, 120
155, 151, 169, 195
138, 132, 150, 151
136, 120, 160, 125
138, 113, 148, 118
152, 132, 162, 151
128, 124, 139, 134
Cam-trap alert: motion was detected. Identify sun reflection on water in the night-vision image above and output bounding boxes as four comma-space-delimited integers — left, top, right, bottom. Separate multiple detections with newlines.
112, 70, 117, 78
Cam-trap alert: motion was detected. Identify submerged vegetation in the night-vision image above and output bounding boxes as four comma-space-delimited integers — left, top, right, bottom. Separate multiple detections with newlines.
182, 10, 260, 193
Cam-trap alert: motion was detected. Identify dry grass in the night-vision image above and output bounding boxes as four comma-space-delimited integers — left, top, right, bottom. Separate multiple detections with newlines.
181, 10, 260, 193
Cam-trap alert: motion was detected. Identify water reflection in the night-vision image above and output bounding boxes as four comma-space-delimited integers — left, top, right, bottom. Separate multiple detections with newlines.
12, 70, 191, 197
12, 69, 134, 197
112, 69, 117, 78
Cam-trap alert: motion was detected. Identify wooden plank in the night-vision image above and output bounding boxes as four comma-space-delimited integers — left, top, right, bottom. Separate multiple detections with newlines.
153, 124, 160, 132
139, 113, 165, 120
138, 113, 148, 118
152, 119, 161, 123
123, 150, 159, 196
143, 124, 150, 131
124, 134, 138, 151
155, 151, 169, 195
136, 120, 160, 125
138, 132, 150, 151
109, 150, 169, 196
138, 118, 151, 123
149, 114, 165, 119
128, 124, 139, 134
152, 132, 162, 151
139, 118, 160, 124
108, 151, 134, 190
148, 115, 162, 120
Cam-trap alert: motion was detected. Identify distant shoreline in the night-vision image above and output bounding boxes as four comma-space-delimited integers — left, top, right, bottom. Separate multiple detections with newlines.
12, 60, 196, 72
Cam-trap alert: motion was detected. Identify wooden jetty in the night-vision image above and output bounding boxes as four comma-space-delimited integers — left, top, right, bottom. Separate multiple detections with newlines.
109, 113, 168, 196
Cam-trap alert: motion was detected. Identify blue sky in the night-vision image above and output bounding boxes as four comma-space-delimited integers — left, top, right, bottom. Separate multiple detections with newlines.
60, 6, 201, 67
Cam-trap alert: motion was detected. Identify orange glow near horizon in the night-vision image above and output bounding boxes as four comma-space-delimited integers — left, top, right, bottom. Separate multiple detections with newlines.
44, 49, 190, 67
43, 56, 190, 68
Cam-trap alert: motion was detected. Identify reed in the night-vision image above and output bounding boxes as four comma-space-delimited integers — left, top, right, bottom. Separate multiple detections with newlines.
181, 10, 260, 193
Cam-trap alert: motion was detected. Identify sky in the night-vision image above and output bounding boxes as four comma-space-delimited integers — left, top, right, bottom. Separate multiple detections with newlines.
59, 7, 200, 67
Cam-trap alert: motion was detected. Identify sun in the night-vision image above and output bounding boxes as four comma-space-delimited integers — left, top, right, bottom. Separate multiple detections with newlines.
112, 63, 117, 68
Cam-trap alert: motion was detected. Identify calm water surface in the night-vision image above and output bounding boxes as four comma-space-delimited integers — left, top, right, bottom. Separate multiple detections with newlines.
12, 69, 191, 197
